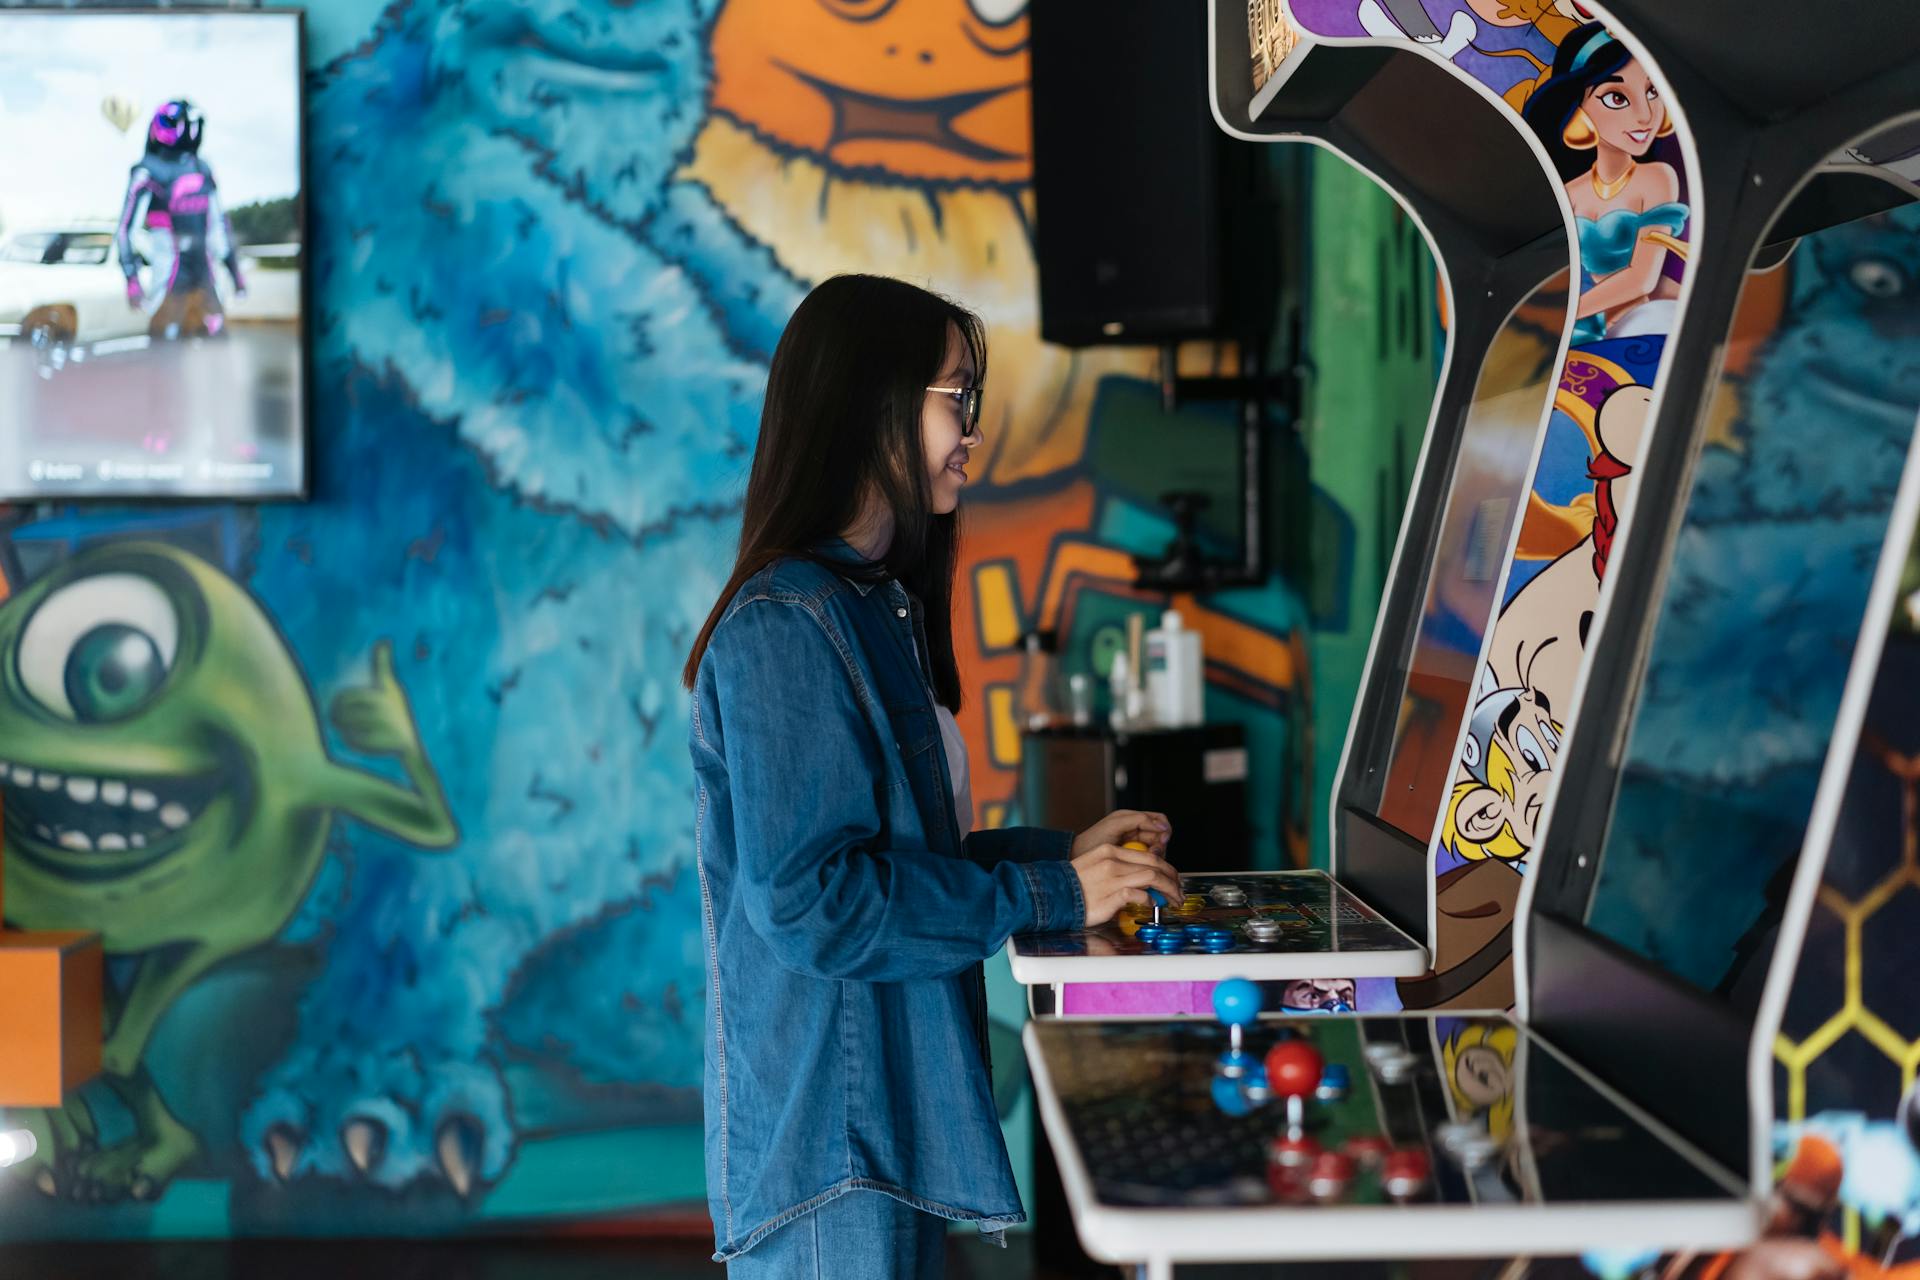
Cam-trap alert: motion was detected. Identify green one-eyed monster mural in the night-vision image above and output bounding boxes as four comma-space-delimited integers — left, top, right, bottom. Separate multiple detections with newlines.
0, 541, 455, 1202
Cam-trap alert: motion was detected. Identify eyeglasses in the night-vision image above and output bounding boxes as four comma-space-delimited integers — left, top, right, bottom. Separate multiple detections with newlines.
926, 385, 984, 438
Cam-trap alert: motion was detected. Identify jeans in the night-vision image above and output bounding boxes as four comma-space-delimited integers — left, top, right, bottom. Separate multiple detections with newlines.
725, 1190, 948, 1280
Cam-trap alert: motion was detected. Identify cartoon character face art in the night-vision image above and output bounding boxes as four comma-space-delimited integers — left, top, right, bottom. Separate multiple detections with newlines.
1582, 57, 1665, 157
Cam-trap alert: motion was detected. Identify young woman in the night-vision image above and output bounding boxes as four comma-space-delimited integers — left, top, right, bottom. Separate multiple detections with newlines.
684, 274, 1183, 1278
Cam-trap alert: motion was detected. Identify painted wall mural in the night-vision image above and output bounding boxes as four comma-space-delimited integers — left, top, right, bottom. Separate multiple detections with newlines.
0, 0, 1394, 1234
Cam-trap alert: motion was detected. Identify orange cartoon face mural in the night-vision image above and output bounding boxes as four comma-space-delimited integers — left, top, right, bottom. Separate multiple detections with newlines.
708, 0, 1032, 185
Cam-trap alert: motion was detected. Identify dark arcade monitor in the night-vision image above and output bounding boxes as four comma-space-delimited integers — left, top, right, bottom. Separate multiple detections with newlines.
0, 9, 307, 501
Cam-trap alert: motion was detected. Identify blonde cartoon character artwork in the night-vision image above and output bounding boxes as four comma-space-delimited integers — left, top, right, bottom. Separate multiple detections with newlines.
1440, 1019, 1519, 1144
1444, 381, 1653, 870
1403, 383, 1652, 1012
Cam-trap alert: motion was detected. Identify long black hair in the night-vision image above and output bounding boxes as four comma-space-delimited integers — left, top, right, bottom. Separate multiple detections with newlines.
683, 274, 986, 711
1523, 22, 1639, 183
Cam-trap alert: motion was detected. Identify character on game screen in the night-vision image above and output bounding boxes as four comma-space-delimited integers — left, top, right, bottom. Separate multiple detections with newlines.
114, 100, 248, 342
1524, 23, 1689, 347
1278, 977, 1358, 1013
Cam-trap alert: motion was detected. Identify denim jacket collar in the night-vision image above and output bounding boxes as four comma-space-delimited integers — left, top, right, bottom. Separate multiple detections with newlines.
812, 535, 885, 597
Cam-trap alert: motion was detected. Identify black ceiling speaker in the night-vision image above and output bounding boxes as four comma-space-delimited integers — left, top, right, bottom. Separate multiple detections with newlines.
1029, 1, 1280, 347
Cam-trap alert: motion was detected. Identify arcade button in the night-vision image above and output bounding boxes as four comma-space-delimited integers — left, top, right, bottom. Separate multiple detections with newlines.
1306, 1150, 1357, 1202
1173, 894, 1207, 916
1375, 1053, 1419, 1086
1135, 924, 1168, 945
1150, 933, 1186, 953
1382, 1147, 1432, 1200
1362, 1042, 1419, 1084
1436, 1120, 1503, 1169
1201, 935, 1235, 954
1266, 1162, 1309, 1204
1116, 912, 1141, 937
1212, 1073, 1258, 1118
1342, 1134, 1392, 1167
1314, 1063, 1352, 1103
1269, 1132, 1323, 1170
1243, 918, 1281, 944
1210, 882, 1249, 907
1360, 1042, 1403, 1068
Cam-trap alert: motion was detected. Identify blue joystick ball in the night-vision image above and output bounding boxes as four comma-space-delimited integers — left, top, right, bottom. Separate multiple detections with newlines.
1148, 889, 1167, 908
1212, 977, 1262, 1027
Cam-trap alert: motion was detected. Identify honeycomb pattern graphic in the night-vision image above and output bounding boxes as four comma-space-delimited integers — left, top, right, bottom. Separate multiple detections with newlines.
1774, 663, 1920, 1257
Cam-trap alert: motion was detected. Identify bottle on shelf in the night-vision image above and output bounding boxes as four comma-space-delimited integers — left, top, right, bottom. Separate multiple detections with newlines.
1146, 608, 1205, 727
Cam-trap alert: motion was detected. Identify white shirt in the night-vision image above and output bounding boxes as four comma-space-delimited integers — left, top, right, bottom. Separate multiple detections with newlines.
935, 704, 974, 836
903, 594, 973, 834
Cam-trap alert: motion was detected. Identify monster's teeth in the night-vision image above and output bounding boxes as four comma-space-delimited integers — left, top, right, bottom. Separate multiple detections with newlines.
66, 777, 99, 804
11, 766, 35, 787
159, 803, 191, 830
57, 830, 92, 852
101, 779, 129, 806
37, 772, 62, 791
130, 789, 158, 812
98, 834, 129, 852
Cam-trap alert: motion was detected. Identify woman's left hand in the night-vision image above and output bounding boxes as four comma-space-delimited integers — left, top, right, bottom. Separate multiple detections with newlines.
1072, 810, 1172, 860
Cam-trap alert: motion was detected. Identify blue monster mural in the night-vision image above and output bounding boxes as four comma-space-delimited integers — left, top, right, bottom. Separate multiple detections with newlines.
232, 0, 804, 1200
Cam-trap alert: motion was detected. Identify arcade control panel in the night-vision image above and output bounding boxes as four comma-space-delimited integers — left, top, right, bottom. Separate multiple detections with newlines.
1024, 980, 1759, 1264
1010, 870, 1426, 983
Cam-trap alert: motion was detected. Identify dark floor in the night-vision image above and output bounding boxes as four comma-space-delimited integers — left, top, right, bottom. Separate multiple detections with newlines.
0, 1238, 1580, 1280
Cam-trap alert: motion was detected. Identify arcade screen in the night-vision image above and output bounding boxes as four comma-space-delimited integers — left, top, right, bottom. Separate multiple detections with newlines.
0, 10, 305, 500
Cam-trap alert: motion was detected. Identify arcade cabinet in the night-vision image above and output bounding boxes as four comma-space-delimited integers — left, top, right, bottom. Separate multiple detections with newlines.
1019, 0, 1920, 1272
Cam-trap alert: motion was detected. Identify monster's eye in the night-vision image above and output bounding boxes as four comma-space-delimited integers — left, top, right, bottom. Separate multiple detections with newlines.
18, 574, 179, 722
1849, 257, 1906, 299
967, 0, 1028, 25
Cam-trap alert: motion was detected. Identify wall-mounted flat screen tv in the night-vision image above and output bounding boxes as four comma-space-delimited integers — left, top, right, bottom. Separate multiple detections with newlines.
0, 8, 306, 500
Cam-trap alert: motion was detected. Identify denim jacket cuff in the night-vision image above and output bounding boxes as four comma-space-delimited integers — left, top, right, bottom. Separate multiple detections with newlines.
1018, 858, 1085, 933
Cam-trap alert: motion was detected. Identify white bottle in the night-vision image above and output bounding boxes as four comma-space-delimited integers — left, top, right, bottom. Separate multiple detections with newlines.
1147, 609, 1204, 727
1108, 651, 1132, 730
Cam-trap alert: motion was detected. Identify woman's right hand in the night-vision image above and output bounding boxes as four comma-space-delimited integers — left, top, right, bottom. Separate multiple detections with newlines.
1071, 842, 1183, 927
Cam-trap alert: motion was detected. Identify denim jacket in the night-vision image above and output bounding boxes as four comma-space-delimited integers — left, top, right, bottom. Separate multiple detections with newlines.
689, 542, 1085, 1260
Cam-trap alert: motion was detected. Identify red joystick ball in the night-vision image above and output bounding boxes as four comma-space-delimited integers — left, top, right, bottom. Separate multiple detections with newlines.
1264, 1039, 1325, 1099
